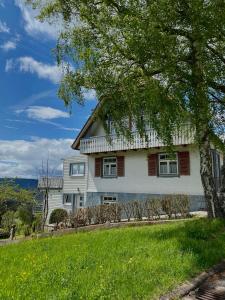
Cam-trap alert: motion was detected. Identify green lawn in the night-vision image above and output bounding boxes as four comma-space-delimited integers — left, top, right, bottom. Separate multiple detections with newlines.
1, 219, 225, 300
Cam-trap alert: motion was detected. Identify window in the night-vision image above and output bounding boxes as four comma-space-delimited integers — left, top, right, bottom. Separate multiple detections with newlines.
79, 195, 84, 207
63, 194, 73, 205
70, 163, 85, 176
159, 153, 178, 176
103, 157, 117, 177
102, 196, 117, 205
107, 117, 116, 135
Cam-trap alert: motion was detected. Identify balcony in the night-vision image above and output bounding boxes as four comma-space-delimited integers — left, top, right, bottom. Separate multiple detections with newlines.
79, 124, 194, 154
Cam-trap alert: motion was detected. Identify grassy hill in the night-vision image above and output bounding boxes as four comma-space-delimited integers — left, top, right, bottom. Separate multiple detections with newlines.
0, 219, 225, 299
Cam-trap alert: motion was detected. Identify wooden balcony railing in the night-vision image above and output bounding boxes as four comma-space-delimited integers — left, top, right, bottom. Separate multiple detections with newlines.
79, 124, 194, 154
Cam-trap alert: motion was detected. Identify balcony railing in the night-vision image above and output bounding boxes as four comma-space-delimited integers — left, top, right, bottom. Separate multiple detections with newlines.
79, 124, 194, 154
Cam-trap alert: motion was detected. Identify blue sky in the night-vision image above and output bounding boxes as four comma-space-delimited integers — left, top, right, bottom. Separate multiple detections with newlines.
0, 0, 96, 178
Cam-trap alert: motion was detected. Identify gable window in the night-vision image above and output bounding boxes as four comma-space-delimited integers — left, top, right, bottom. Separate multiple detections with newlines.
70, 163, 85, 176
103, 157, 117, 177
102, 196, 117, 205
159, 153, 178, 176
63, 194, 73, 205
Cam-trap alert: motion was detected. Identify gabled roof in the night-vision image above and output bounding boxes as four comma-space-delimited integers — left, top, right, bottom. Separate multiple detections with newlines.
71, 103, 100, 150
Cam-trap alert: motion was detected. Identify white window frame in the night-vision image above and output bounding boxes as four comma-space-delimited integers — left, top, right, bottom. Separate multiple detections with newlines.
78, 195, 84, 208
70, 162, 85, 177
102, 196, 117, 205
103, 157, 117, 178
63, 194, 73, 205
158, 153, 178, 176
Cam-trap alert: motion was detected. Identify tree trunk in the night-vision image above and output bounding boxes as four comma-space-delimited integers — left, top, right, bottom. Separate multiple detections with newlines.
199, 132, 224, 218
220, 155, 225, 193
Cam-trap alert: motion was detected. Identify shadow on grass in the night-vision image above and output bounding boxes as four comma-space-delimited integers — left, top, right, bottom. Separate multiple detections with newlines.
140, 218, 225, 274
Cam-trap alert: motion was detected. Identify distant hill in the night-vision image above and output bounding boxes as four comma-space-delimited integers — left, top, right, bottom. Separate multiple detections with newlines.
0, 178, 38, 190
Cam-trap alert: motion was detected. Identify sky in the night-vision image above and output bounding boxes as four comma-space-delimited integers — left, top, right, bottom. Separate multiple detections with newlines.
0, 0, 97, 178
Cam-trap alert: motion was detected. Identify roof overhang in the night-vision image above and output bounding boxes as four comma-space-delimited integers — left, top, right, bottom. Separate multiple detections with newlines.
71, 102, 100, 150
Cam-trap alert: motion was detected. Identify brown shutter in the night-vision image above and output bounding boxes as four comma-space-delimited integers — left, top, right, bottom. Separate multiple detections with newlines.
95, 157, 102, 177
117, 156, 125, 177
178, 151, 190, 175
148, 154, 158, 176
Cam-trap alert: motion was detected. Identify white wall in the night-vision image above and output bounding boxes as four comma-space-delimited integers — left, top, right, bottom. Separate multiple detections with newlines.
87, 145, 204, 195
63, 155, 88, 202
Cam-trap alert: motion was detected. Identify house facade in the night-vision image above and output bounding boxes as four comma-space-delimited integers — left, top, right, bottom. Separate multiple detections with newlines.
38, 155, 88, 222
71, 109, 223, 211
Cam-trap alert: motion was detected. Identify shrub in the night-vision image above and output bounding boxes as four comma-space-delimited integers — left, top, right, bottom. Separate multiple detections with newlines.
32, 213, 42, 232
17, 205, 34, 226
110, 203, 122, 223
121, 202, 133, 222
1, 211, 15, 231
70, 209, 88, 227
147, 198, 162, 219
175, 194, 190, 217
22, 224, 31, 237
161, 195, 176, 219
49, 209, 68, 225
132, 201, 143, 221
0, 228, 10, 239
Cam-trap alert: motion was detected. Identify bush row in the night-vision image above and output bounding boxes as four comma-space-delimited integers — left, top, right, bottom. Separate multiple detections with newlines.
61, 194, 190, 228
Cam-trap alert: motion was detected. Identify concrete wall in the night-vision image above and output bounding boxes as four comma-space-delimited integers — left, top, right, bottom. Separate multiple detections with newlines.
86, 192, 205, 212
87, 145, 204, 196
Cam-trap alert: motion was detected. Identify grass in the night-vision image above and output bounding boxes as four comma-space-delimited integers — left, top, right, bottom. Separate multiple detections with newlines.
1, 219, 225, 300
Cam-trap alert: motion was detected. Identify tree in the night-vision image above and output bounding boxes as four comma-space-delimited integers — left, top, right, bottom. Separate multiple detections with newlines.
17, 205, 34, 227
38, 159, 58, 230
0, 179, 35, 224
1, 211, 15, 232
27, 0, 225, 217
49, 208, 68, 226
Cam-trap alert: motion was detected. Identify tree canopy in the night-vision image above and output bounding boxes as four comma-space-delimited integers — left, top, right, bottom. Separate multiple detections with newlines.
27, 0, 225, 217
27, 0, 224, 142
0, 179, 35, 222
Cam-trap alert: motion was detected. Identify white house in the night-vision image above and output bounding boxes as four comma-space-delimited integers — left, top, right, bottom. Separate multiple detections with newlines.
38, 155, 88, 222
71, 106, 223, 211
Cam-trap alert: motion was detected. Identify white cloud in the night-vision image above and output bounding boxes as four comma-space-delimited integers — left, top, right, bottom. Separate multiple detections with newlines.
1, 40, 17, 51
15, 0, 60, 40
5, 56, 62, 83
82, 88, 97, 101
5, 59, 14, 72
0, 1, 5, 7
1, 35, 20, 52
16, 106, 70, 120
40, 120, 80, 132
0, 20, 10, 33
0, 138, 76, 178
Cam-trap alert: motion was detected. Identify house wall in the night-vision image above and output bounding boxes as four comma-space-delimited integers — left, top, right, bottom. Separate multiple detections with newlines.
63, 155, 88, 204
86, 145, 205, 210
46, 190, 70, 223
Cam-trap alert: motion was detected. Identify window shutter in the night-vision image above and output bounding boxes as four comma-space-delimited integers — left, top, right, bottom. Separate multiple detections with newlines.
95, 157, 102, 177
178, 151, 190, 175
117, 156, 125, 177
148, 154, 158, 176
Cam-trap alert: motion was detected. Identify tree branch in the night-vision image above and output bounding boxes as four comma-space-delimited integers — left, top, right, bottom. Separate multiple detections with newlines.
207, 44, 225, 64
209, 91, 225, 106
